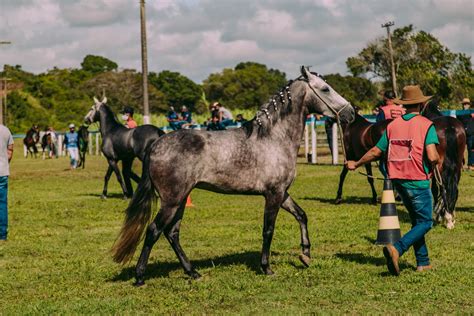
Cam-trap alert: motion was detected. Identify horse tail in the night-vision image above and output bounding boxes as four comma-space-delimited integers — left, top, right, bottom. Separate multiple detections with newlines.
112, 149, 157, 264
442, 124, 460, 212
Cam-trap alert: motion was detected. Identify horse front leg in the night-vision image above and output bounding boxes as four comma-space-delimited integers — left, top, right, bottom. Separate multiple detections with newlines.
281, 192, 311, 267
261, 192, 284, 275
365, 163, 377, 205
101, 165, 114, 199
107, 159, 129, 199
335, 166, 349, 204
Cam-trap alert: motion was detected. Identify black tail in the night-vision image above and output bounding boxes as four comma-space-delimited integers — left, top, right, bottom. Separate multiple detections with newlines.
112, 147, 157, 264
442, 125, 460, 212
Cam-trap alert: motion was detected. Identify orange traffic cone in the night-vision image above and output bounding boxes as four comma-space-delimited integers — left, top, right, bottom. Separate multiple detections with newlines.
186, 195, 194, 207
375, 179, 401, 245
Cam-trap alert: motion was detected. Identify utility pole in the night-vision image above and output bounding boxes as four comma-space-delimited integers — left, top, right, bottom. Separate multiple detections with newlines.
0, 41, 12, 125
381, 21, 397, 95
140, 0, 150, 124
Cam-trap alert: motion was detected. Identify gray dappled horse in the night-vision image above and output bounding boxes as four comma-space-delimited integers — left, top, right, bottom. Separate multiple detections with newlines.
113, 67, 355, 286
84, 97, 165, 199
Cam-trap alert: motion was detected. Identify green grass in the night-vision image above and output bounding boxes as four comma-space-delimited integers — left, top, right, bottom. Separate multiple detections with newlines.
0, 143, 473, 314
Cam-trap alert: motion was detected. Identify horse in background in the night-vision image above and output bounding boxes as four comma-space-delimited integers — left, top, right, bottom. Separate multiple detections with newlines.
23, 125, 40, 158
77, 125, 89, 169
422, 100, 466, 229
335, 112, 391, 204
84, 97, 165, 199
112, 67, 355, 286
41, 128, 57, 159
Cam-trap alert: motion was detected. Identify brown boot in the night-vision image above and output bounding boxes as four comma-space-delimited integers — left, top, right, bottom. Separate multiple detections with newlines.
383, 244, 400, 276
416, 265, 432, 272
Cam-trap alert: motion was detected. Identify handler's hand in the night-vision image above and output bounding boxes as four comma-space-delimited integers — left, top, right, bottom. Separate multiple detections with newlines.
346, 160, 357, 171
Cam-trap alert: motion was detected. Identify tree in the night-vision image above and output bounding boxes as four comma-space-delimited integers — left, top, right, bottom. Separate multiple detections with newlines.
81, 55, 118, 74
324, 74, 378, 110
82, 69, 167, 114
346, 25, 473, 105
149, 70, 202, 111
202, 62, 287, 109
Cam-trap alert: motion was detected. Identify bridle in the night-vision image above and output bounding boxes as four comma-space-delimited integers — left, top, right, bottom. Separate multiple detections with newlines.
303, 77, 351, 162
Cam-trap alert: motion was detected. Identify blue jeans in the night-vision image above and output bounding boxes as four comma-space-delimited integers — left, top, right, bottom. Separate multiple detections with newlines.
218, 119, 233, 130
393, 185, 433, 266
467, 135, 474, 166
0, 176, 8, 240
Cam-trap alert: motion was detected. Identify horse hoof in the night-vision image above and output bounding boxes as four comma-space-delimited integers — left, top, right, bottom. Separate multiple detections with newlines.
299, 254, 311, 267
446, 221, 455, 230
334, 198, 342, 205
133, 280, 145, 287
100, 195, 107, 200
261, 266, 274, 275
189, 270, 201, 279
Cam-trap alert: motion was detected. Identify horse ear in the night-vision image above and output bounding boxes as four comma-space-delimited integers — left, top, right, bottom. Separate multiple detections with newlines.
300, 66, 310, 80
93, 96, 99, 104
102, 97, 107, 104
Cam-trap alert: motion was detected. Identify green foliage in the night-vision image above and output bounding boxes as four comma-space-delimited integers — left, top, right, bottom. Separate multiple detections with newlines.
1, 150, 473, 314
81, 55, 118, 74
324, 74, 378, 111
203, 61, 287, 109
346, 25, 473, 106
149, 70, 203, 112
82, 69, 167, 114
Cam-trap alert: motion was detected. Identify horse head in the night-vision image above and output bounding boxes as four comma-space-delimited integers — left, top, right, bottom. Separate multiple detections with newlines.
422, 98, 443, 120
299, 67, 355, 124
84, 96, 107, 124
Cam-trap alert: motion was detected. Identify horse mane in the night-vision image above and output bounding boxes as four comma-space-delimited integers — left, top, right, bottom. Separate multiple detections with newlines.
242, 79, 299, 138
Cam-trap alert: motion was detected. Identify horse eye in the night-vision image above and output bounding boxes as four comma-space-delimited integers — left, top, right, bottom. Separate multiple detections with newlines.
322, 86, 330, 93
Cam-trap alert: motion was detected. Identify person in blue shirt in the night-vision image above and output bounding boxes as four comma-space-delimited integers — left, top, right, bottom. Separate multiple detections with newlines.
63, 123, 79, 169
167, 106, 181, 131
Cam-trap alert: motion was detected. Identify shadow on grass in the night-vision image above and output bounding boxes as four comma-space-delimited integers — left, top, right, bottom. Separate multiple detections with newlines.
335, 252, 415, 271
79, 192, 126, 199
110, 251, 262, 282
456, 206, 473, 213
303, 196, 375, 205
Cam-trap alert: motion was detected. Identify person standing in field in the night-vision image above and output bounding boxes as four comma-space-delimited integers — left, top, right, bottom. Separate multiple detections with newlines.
63, 123, 79, 170
347, 85, 440, 275
457, 98, 474, 170
376, 90, 406, 122
0, 124, 14, 241
121, 107, 138, 129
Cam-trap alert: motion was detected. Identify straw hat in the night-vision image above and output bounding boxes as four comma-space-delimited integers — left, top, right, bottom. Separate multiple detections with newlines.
461, 98, 470, 105
393, 85, 432, 105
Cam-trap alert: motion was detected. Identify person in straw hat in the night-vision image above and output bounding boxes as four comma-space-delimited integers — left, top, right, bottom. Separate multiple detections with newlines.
346, 85, 440, 275
458, 98, 474, 170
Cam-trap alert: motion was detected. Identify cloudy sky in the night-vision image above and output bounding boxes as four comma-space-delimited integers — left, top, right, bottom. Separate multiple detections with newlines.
0, 0, 473, 82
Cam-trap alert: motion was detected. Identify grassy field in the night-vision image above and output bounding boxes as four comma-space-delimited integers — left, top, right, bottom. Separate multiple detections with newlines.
0, 143, 473, 314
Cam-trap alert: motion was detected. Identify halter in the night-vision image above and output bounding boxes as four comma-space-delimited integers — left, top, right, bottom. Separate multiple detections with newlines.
303, 79, 351, 162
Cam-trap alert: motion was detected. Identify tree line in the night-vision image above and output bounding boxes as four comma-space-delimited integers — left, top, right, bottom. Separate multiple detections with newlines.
2, 25, 471, 133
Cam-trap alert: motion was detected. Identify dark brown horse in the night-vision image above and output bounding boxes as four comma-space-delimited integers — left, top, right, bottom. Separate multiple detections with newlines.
335, 113, 391, 204
23, 125, 40, 158
422, 101, 466, 229
41, 130, 56, 159
77, 125, 89, 169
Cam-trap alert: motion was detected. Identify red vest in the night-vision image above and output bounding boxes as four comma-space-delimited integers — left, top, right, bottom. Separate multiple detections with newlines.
386, 115, 433, 180
126, 119, 138, 129
381, 104, 406, 120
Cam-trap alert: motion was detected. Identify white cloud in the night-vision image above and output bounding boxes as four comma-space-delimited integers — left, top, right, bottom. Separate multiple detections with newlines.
0, 0, 472, 82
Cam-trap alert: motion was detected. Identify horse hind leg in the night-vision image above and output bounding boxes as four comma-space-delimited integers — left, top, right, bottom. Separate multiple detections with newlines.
164, 201, 200, 279
134, 203, 182, 286
281, 193, 311, 267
